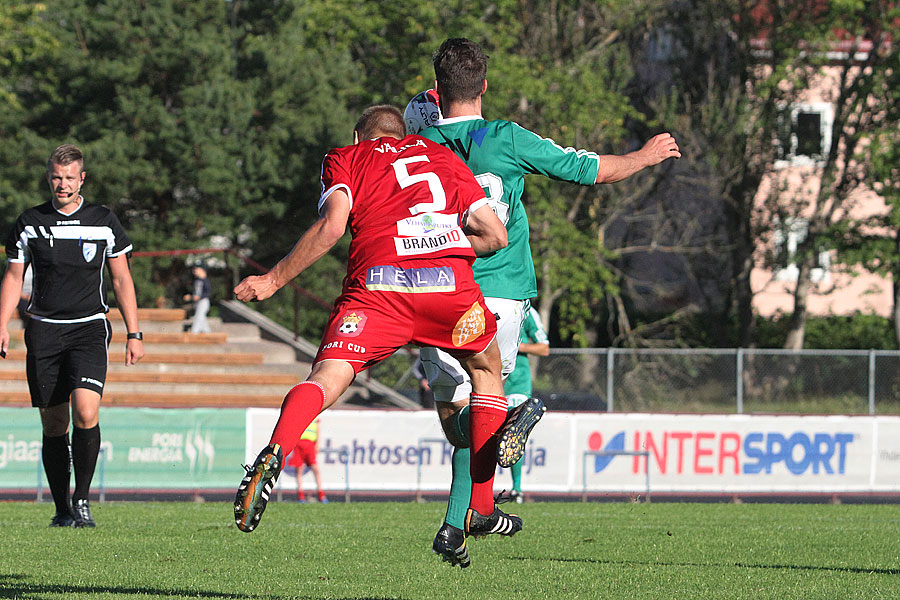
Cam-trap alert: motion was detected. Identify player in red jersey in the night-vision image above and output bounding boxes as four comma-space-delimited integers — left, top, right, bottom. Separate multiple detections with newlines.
233, 106, 520, 562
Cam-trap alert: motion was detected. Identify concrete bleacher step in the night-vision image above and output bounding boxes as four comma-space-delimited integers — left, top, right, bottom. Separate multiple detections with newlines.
0, 369, 299, 385
0, 378, 290, 396
0, 307, 308, 408
0, 391, 285, 408
8, 330, 229, 344
0, 348, 265, 365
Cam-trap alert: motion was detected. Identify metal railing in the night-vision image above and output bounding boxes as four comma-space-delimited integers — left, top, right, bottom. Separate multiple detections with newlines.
384, 347, 900, 415
530, 347, 900, 415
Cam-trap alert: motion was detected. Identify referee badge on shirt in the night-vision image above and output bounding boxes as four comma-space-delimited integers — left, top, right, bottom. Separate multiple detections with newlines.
82, 242, 97, 262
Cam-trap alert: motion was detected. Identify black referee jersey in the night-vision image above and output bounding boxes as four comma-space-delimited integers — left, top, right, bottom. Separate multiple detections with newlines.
5, 199, 133, 321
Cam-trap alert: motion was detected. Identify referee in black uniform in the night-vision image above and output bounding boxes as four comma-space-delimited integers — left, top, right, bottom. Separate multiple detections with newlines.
0, 144, 145, 527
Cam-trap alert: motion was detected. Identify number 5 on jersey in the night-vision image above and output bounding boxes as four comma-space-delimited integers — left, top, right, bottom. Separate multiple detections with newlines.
393, 156, 447, 215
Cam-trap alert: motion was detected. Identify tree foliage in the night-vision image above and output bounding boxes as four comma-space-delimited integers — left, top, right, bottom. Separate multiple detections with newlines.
1, 0, 897, 348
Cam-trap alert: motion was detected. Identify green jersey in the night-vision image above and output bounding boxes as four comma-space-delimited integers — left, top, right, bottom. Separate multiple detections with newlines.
421, 117, 599, 300
504, 305, 550, 397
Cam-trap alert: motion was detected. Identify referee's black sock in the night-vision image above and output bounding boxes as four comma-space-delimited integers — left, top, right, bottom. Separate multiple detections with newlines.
71, 425, 101, 501
42, 433, 72, 515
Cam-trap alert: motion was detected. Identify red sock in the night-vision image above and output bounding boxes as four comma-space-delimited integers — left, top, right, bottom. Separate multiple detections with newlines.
468, 393, 507, 515
269, 382, 325, 452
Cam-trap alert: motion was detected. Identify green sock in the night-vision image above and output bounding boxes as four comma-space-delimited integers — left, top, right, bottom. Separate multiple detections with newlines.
511, 457, 522, 492
444, 446, 471, 530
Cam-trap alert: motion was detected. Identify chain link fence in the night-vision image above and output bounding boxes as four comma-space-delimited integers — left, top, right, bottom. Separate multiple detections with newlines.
382, 348, 900, 415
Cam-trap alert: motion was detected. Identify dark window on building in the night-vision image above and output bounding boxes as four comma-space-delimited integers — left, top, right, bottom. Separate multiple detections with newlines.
795, 111, 823, 158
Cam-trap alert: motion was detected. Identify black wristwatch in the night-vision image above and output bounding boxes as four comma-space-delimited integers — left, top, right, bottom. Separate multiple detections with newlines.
127, 331, 143, 340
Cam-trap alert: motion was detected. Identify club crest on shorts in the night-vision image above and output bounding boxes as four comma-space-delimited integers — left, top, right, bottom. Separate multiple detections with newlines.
452, 302, 486, 347
336, 311, 367, 337
82, 242, 97, 262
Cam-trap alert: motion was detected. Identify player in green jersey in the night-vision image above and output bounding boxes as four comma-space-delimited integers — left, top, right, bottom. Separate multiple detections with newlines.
414, 37, 681, 568
503, 304, 550, 503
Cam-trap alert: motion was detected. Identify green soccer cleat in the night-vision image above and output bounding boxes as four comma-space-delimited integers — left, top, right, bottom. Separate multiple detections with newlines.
234, 443, 283, 533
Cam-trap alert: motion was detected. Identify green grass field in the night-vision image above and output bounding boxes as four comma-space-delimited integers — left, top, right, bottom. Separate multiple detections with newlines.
0, 501, 898, 599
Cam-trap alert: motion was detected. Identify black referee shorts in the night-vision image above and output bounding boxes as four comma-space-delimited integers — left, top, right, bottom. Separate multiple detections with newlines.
24, 318, 113, 408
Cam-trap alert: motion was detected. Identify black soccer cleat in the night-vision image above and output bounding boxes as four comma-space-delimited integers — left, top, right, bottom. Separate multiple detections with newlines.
496, 397, 546, 468
234, 443, 283, 533
432, 523, 470, 568
49, 510, 75, 528
72, 499, 96, 528
465, 506, 522, 539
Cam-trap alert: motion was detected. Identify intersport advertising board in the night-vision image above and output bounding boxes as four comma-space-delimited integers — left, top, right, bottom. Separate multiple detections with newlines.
248, 409, 900, 495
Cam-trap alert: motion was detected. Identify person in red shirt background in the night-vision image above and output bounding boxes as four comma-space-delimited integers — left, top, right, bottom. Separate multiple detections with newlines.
285, 417, 327, 504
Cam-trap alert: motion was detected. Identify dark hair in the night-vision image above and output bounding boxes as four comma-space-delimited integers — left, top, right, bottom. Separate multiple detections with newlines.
433, 38, 488, 104
48, 144, 84, 172
354, 105, 406, 140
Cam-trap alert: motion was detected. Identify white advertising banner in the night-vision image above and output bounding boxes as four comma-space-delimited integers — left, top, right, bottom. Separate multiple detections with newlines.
246, 409, 900, 494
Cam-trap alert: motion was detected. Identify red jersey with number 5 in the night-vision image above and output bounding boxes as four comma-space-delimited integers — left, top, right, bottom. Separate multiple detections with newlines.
319, 135, 488, 281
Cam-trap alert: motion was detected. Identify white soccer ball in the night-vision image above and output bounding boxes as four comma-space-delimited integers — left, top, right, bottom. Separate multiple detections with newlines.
338, 321, 358, 334
404, 89, 442, 135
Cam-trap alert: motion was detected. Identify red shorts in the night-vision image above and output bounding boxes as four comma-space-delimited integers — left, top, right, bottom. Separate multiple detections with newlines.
287, 439, 317, 467
315, 259, 497, 373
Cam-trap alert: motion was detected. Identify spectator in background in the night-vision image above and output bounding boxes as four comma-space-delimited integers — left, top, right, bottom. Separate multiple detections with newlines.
503, 304, 550, 503
285, 417, 328, 504
183, 265, 211, 333
412, 356, 435, 409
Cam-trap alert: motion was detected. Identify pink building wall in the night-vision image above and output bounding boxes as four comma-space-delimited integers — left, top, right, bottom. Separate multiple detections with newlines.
750, 67, 895, 319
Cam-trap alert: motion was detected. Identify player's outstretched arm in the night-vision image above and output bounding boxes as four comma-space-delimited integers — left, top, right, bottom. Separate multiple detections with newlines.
595, 133, 681, 184
234, 192, 350, 302
462, 203, 508, 256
